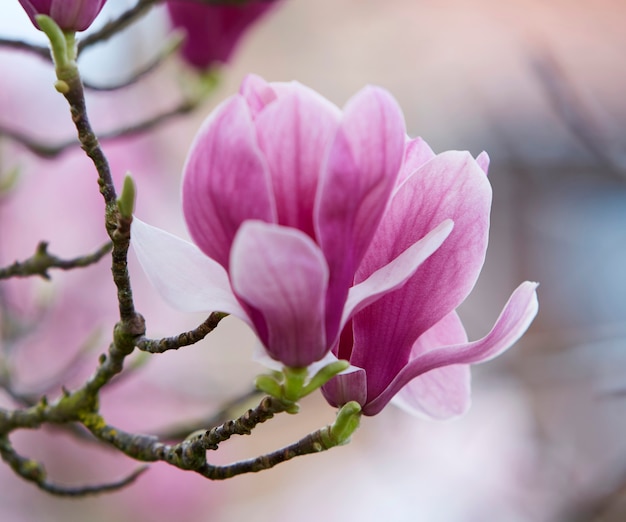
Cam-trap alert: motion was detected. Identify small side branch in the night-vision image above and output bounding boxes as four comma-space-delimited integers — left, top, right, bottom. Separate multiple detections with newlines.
0, 435, 147, 497
201, 427, 331, 480
0, 38, 50, 61
82, 33, 183, 92
81, 395, 355, 481
137, 312, 227, 353
0, 241, 112, 280
157, 388, 262, 442
81, 396, 290, 470
0, 99, 199, 159
77, 0, 158, 54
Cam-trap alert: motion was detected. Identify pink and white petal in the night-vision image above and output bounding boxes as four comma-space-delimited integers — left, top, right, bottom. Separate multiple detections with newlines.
131, 218, 249, 320
476, 151, 490, 174
340, 220, 453, 329
390, 311, 470, 418
239, 74, 278, 117
392, 365, 471, 419
362, 281, 539, 416
255, 87, 340, 237
354, 151, 492, 369
182, 95, 275, 268
230, 221, 329, 368
322, 367, 368, 408
397, 136, 436, 184
316, 86, 406, 340
411, 309, 469, 356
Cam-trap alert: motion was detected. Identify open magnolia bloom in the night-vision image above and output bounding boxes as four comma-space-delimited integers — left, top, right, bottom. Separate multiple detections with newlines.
322, 139, 538, 417
132, 75, 454, 369
131, 75, 538, 416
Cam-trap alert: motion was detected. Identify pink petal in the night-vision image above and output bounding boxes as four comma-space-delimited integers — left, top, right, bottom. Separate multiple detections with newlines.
239, 74, 278, 118
397, 136, 436, 184
230, 221, 329, 367
182, 95, 275, 268
351, 151, 492, 398
391, 311, 470, 418
316, 86, 406, 341
254, 86, 340, 238
392, 365, 471, 419
130, 218, 249, 320
363, 281, 539, 415
340, 219, 453, 328
476, 151, 490, 174
166, 3, 276, 68
322, 366, 368, 408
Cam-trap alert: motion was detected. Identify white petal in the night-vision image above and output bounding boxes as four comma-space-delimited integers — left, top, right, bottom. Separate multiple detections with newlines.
131, 217, 249, 320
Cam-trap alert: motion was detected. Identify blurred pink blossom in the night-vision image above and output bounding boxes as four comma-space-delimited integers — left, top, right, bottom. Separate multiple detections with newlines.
166, 1, 278, 68
18, 0, 108, 31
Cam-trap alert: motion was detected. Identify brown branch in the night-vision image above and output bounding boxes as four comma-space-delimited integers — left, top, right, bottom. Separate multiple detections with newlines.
136, 312, 227, 354
0, 241, 112, 280
0, 99, 199, 159
80, 395, 354, 481
81, 32, 183, 92
157, 388, 262, 442
532, 50, 626, 179
0, 37, 50, 61
77, 0, 158, 55
76, 0, 277, 54
0, 435, 147, 497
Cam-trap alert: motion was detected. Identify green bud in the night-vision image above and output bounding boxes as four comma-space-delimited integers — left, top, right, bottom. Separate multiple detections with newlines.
301, 360, 350, 397
54, 80, 70, 94
0, 165, 20, 195
328, 401, 361, 446
35, 15, 76, 75
117, 174, 136, 219
282, 366, 308, 402
254, 374, 283, 398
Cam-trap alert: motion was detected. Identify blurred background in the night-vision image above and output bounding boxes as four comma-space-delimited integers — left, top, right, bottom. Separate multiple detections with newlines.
2, 0, 626, 520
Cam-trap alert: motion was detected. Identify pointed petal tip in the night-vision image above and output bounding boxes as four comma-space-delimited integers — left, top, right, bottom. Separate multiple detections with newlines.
476, 151, 490, 174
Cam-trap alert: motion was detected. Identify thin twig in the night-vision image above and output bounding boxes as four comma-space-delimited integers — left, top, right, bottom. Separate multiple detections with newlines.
137, 312, 227, 354
532, 50, 626, 178
81, 33, 183, 92
0, 37, 50, 61
76, 0, 276, 54
0, 435, 147, 497
0, 99, 199, 159
79, 395, 349, 480
0, 241, 112, 280
77, 0, 158, 54
157, 388, 262, 442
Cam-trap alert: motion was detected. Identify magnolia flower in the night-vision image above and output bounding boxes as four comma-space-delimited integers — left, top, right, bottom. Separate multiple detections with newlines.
132, 74, 455, 368
166, 1, 278, 68
322, 140, 539, 417
18, 0, 107, 31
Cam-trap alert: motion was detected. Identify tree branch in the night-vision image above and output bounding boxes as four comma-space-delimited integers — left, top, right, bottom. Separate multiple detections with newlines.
0, 435, 147, 496
157, 388, 262, 442
0, 37, 50, 61
0, 99, 200, 159
136, 312, 227, 353
0, 241, 112, 280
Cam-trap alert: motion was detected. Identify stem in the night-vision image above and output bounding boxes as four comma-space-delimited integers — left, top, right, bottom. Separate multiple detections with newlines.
0, 434, 147, 497
136, 312, 227, 353
0, 241, 112, 280
80, 395, 352, 479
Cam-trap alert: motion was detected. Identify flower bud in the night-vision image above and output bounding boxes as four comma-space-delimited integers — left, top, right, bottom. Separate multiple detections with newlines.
166, 1, 278, 69
19, 0, 108, 32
